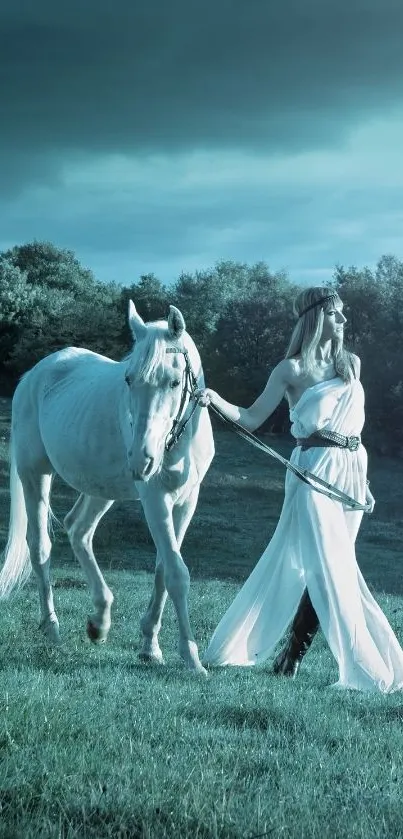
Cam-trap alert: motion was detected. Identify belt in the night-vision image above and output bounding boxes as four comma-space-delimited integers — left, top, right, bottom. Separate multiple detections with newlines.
296, 430, 361, 452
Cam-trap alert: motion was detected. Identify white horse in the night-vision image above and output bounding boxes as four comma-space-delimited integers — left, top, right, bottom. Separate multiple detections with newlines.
0, 303, 214, 674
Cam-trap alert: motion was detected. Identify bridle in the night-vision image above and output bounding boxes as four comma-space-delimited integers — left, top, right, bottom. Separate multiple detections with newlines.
164, 347, 200, 451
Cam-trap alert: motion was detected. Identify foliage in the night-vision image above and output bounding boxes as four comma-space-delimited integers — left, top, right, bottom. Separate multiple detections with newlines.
0, 243, 123, 387
120, 273, 171, 322
2, 240, 97, 293
206, 276, 300, 431
119, 274, 171, 350
334, 255, 403, 454
171, 260, 289, 352
0, 241, 402, 452
0, 258, 41, 389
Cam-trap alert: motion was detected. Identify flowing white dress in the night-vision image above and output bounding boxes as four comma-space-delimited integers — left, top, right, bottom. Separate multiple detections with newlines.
203, 376, 403, 693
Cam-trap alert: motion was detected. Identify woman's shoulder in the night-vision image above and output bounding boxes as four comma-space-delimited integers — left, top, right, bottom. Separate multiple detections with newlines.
281, 356, 304, 382
273, 356, 302, 386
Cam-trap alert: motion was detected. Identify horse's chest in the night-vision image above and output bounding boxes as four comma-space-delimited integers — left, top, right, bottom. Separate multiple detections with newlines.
158, 455, 199, 500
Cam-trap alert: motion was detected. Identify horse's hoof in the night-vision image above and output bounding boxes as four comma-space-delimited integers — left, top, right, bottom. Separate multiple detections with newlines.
39, 617, 61, 645
192, 665, 209, 679
179, 640, 207, 675
87, 619, 107, 644
138, 651, 165, 666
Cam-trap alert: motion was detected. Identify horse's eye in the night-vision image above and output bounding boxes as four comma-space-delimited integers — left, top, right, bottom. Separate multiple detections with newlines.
125, 374, 131, 386
171, 379, 181, 389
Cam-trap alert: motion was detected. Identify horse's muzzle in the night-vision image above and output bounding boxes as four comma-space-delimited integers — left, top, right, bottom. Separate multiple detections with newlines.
129, 444, 161, 482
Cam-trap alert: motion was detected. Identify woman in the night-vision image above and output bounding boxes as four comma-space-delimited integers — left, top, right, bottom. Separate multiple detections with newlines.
197, 286, 403, 693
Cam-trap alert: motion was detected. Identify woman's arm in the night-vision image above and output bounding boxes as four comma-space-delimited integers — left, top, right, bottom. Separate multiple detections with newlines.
196, 359, 293, 432
365, 483, 375, 514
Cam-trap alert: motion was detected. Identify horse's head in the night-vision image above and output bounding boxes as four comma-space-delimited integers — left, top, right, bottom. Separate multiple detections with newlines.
123, 300, 199, 482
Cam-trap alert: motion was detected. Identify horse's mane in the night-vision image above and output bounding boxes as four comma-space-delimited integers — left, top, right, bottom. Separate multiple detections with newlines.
128, 322, 181, 384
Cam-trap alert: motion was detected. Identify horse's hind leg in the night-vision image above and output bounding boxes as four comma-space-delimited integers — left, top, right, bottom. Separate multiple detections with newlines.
64, 495, 114, 642
23, 471, 60, 643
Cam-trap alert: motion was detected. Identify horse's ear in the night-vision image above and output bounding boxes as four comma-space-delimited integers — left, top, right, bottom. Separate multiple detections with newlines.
168, 305, 186, 339
128, 300, 147, 341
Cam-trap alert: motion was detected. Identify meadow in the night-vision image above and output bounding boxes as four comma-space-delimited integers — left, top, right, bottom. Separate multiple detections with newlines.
0, 395, 403, 839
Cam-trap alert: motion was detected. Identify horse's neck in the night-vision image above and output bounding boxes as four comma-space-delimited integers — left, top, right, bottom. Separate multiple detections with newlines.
159, 402, 213, 494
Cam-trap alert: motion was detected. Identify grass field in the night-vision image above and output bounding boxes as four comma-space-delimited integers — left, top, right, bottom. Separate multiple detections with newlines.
0, 396, 403, 839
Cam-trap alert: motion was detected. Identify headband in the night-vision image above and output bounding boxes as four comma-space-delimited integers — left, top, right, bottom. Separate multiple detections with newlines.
298, 295, 336, 318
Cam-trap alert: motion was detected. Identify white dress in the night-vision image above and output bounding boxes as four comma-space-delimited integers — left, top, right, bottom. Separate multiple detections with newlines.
203, 376, 403, 693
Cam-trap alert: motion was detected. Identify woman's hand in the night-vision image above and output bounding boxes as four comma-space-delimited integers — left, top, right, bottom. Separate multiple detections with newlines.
365, 485, 376, 515
194, 388, 245, 426
194, 388, 215, 407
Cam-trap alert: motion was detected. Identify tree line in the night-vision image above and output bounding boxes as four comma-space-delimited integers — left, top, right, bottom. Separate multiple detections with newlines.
0, 241, 402, 455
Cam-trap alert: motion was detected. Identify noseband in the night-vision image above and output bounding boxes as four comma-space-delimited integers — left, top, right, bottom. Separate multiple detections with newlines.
164, 348, 200, 451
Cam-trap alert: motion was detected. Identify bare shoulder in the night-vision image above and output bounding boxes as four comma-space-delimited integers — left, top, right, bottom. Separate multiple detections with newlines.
271, 357, 300, 386
269, 358, 299, 388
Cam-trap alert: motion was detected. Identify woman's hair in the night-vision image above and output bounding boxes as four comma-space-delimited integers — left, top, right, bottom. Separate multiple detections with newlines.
285, 286, 356, 382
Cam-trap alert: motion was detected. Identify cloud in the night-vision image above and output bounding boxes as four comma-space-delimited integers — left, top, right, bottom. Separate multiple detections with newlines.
1, 109, 402, 286
1, 0, 403, 196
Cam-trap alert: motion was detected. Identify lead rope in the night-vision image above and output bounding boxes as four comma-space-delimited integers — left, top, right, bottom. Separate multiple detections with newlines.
208, 403, 370, 512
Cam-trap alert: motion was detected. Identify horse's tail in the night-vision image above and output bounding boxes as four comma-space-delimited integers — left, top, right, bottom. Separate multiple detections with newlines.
0, 436, 31, 599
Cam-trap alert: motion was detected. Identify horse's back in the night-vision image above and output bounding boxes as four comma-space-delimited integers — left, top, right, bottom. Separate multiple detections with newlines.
13, 347, 116, 436
11, 348, 133, 496
18, 347, 115, 395
11, 349, 95, 472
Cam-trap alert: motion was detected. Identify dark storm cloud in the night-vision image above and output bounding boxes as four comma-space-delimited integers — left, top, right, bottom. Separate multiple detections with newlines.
1, 0, 403, 195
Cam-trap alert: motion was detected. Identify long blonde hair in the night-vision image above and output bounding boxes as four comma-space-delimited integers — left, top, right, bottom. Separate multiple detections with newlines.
285, 286, 356, 382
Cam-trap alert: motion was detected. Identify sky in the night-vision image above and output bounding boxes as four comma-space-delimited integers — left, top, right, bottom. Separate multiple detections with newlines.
1, 0, 403, 289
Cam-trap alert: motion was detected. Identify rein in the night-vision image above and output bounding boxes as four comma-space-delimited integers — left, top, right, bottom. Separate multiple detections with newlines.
165, 348, 200, 451
208, 403, 370, 513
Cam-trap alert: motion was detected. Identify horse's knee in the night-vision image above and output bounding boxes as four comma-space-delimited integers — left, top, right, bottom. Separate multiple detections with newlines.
164, 555, 190, 596
64, 495, 85, 539
65, 517, 90, 553
26, 529, 51, 567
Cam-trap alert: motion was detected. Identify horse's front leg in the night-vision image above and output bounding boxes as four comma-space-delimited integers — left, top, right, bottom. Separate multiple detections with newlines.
139, 554, 167, 664
139, 487, 205, 675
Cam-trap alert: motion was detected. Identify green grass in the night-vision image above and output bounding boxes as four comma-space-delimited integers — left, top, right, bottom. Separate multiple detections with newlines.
0, 397, 403, 838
